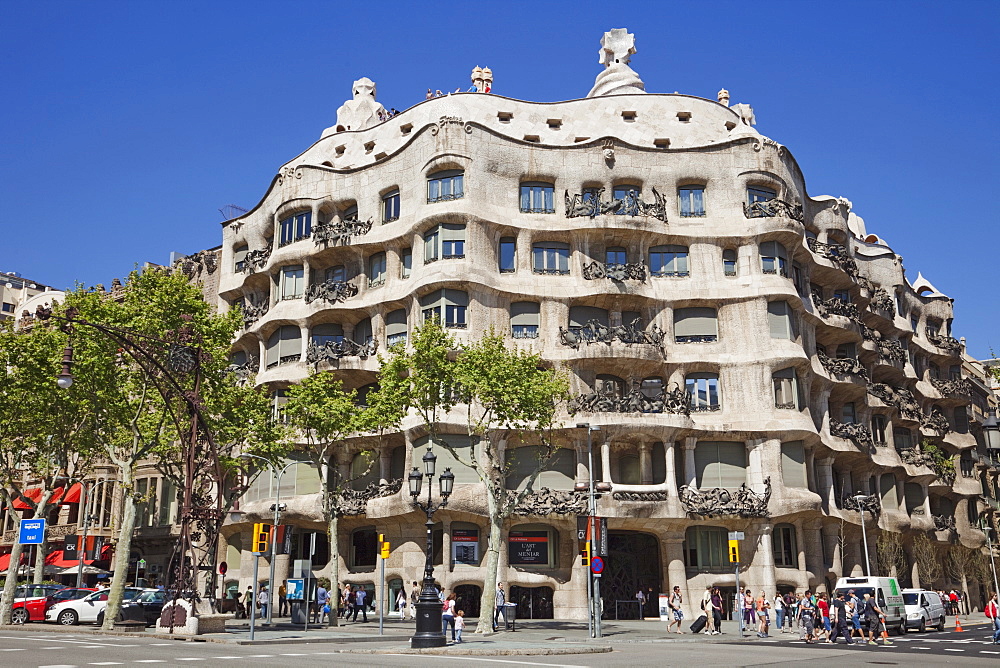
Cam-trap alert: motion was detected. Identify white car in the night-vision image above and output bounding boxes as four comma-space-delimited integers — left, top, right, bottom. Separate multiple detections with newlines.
45, 587, 145, 625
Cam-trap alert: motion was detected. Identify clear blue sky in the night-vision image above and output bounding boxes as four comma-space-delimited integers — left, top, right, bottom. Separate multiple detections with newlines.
2, 1, 997, 356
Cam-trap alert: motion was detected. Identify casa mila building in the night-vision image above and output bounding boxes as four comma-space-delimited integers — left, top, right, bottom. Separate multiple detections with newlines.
215, 29, 989, 620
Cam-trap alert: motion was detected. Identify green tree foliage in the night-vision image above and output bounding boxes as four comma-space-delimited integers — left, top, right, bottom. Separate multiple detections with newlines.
372, 322, 569, 633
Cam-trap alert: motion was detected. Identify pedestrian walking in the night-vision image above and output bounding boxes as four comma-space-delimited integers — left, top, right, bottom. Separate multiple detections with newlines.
667, 585, 685, 634
755, 591, 770, 637
455, 609, 466, 642
985, 592, 999, 644
742, 589, 755, 629
701, 586, 715, 634
242, 586, 254, 618
410, 581, 420, 619
278, 583, 287, 616
315, 583, 329, 624
635, 588, 646, 619
862, 592, 892, 646
396, 587, 407, 619
257, 585, 270, 620
351, 586, 368, 622
773, 592, 785, 632
494, 582, 506, 631
710, 587, 723, 634
442, 593, 457, 640
829, 591, 854, 644
798, 591, 817, 643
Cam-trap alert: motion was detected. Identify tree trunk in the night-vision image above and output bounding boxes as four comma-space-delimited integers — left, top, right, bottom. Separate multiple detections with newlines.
103, 467, 136, 630
475, 490, 504, 634
327, 511, 339, 627
0, 533, 25, 624
32, 489, 56, 583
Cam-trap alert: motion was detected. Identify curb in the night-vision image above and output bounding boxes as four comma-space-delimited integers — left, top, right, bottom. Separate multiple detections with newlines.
310, 645, 614, 656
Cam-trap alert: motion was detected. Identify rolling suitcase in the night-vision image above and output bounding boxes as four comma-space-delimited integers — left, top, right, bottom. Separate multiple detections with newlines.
690, 614, 708, 633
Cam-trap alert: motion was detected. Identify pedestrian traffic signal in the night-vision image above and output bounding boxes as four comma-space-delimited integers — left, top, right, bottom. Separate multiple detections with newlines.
580, 542, 591, 567
728, 539, 740, 563
253, 523, 271, 554
379, 533, 390, 559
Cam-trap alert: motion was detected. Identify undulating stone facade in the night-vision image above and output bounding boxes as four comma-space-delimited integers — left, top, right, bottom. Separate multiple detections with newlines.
215, 29, 986, 620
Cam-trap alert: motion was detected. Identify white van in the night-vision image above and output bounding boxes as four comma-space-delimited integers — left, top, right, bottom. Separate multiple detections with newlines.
834, 576, 906, 635
901, 588, 947, 632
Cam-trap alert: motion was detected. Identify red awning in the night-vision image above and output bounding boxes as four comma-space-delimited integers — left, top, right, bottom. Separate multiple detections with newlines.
0, 553, 26, 570
11, 483, 83, 509
45, 549, 93, 568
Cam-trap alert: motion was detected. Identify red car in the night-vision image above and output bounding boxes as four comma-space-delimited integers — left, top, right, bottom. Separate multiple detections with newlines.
11, 586, 96, 624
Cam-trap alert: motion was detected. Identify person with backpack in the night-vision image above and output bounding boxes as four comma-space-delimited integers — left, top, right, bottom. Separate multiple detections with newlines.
700, 586, 714, 634
798, 591, 817, 643
985, 592, 999, 644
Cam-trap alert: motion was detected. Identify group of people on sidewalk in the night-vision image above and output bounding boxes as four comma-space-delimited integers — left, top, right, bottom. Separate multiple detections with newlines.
673, 586, 894, 646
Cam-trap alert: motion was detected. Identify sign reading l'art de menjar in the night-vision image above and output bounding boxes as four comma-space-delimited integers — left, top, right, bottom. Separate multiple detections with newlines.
508, 530, 549, 565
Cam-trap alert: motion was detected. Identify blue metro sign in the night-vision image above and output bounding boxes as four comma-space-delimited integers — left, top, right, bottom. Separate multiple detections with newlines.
18, 518, 46, 545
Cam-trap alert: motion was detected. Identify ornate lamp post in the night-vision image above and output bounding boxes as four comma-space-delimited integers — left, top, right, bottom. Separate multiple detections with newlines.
408, 446, 454, 649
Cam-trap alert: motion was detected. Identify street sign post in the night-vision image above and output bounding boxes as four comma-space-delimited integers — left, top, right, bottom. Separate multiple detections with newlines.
18, 519, 45, 544
590, 556, 604, 575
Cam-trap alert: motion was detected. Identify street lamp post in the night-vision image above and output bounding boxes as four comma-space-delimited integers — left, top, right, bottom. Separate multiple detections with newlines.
576, 423, 601, 639
979, 516, 1000, 599
408, 446, 454, 649
240, 454, 308, 625
853, 493, 874, 576
76, 478, 110, 588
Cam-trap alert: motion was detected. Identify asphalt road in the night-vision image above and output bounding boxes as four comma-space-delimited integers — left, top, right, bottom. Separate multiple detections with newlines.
0, 628, 997, 667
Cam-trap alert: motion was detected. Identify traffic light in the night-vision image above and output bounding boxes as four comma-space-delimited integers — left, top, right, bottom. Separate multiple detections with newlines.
728, 539, 740, 563
379, 534, 390, 559
253, 523, 271, 554
580, 541, 591, 567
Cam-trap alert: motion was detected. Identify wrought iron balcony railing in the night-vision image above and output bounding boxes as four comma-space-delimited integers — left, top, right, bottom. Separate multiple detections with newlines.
678, 477, 771, 518
312, 217, 373, 247
830, 419, 875, 448
582, 261, 647, 282
675, 334, 717, 344
238, 248, 271, 274
925, 330, 963, 355
869, 287, 895, 314
806, 237, 859, 277
743, 198, 804, 221
238, 293, 269, 328
558, 319, 666, 349
867, 382, 922, 420
564, 187, 668, 222
304, 280, 359, 305
818, 350, 870, 381
812, 290, 861, 321
932, 514, 956, 532
568, 382, 690, 416
306, 337, 379, 364
930, 377, 971, 397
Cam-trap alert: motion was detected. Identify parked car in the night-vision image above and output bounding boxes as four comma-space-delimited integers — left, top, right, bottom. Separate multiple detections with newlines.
901, 588, 947, 632
6, 584, 64, 624
120, 589, 167, 626
45, 587, 145, 625
11, 587, 96, 624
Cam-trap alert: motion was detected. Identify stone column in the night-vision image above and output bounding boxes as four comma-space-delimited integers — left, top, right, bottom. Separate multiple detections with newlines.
600, 441, 612, 484
804, 446, 817, 493
756, 525, 777, 595
639, 442, 653, 485
575, 442, 588, 486
664, 441, 679, 497
895, 478, 906, 513
663, 534, 689, 617
838, 470, 852, 506
803, 521, 825, 588
746, 438, 765, 492
299, 325, 310, 362
683, 438, 697, 488
815, 457, 835, 510
443, 518, 453, 574
379, 449, 392, 485
821, 523, 841, 581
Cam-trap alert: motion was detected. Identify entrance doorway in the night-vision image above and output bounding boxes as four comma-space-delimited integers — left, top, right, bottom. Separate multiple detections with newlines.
600, 531, 661, 619
454, 584, 481, 618
509, 585, 554, 619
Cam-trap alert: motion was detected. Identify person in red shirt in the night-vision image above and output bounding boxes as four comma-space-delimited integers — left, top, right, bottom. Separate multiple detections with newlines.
816, 593, 832, 642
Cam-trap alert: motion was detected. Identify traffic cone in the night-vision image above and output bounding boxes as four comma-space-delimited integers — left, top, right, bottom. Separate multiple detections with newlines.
955, 616, 964, 632
880, 617, 892, 644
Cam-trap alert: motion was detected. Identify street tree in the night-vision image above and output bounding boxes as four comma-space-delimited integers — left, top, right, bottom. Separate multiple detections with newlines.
283, 369, 402, 626
372, 322, 568, 634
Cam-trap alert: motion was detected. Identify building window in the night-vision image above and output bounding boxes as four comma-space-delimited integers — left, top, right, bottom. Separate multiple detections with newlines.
618, 455, 640, 485
684, 526, 728, 571
904, 483, 925, 515
386, 309, 408, 347
382, 189, 400, 222
893, 426, 912, 449
871, 415, 888, 445
499, 237, 516, 273
767, 301, 796, 340
650, 245, 689, 277
401, 248, 412, 278
279, 265, 304, 300
233, 245, 249, 272
674, 307, 717, 343
532, 242, 570, 274
596, 374, 626, 401
311, 323, 345, 346
279, 211, 311, 246
420, 289, 468, 328
723, 249, 737, 277
772, 367, 800, 409
325, 265, 346, 282
355, 317, 373, 345
833, 289, 851, 304
747, 186, 777, 205
368, 252, 387, 287
841, 402, 857, 425
605, 246, 627, 265
759, 241, 788, 277
836, 342, 857, 359
612, 185, 641, 214
1, 302, 14, 313
780, 442, 807, 489
424, 224, 466, 263
427, 169, 464, 203
678, 185, 705, 217
773, 524, 798, 567
519, 182, 555, 214
792, 263, 806, 295
568, 305, 610, 342
695, 441, 747, 489
351, 527, 378, 568
265, 326, 302, 369
896, 291, 906, 317
511, 302, 540, 339
271, 389, 289, 422
686, 372, 720, 412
